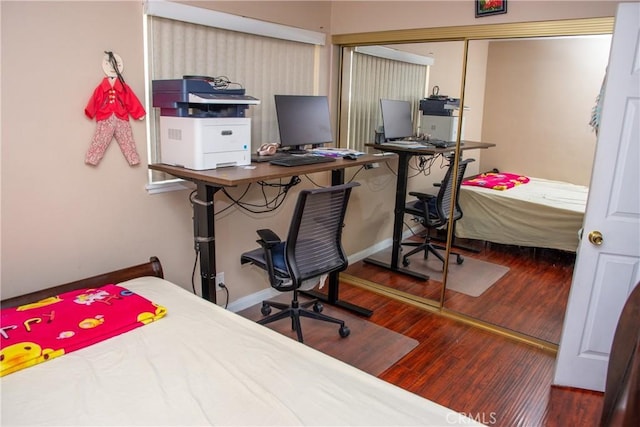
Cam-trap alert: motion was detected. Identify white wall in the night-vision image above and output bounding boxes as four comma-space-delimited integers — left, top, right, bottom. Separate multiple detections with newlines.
480, 36, 611, 185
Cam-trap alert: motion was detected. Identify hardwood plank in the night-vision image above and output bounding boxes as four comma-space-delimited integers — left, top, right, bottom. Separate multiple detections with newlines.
347, 237, 575, 343
335, 281, 603, 426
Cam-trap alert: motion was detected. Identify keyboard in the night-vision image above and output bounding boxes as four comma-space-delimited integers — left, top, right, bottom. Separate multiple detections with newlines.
269, 155, 337, 167
382, 141, 433, 149
387, 139, 418, 146
428, 139, 460, 148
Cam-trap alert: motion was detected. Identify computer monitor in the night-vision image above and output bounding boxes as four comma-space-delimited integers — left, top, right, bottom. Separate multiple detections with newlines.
274, 95, 333, 153
380, 99, 414, 141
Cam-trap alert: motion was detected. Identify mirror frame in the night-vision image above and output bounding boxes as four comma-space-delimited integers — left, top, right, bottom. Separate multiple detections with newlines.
332, 17, 613, 46
333, 17, 614, 332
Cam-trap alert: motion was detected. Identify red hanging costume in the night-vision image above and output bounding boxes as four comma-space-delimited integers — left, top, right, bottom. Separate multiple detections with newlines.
84, 77, 145, 166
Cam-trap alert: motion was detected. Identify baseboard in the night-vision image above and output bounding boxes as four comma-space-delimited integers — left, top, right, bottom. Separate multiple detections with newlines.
347, 229, 418, 264
227, 287, 279, 313
348, 238, 392, 264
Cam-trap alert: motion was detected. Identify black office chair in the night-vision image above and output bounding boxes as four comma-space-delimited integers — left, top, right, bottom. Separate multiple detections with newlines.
240, 182, 359, 343
401, 157, 475, 269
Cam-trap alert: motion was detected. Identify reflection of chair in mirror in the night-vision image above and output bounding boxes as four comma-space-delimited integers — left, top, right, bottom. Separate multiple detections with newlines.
402, 157, 474, 269
240, 182, 359, 343
599, 281, 640, 427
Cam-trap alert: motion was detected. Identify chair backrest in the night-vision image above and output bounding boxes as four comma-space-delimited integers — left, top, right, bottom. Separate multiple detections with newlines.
285, 182, 360, 287
600, 281, 640, 427
435, 157, 475, 222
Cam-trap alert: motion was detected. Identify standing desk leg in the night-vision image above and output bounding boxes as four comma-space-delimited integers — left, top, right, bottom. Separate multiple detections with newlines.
301, 169, 373, 317
363, 152, 429, 281
194, 182, 220, 303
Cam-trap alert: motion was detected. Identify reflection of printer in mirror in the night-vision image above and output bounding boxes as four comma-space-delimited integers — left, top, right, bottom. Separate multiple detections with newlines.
152, 78, 260, 170
419, 88, 466, 142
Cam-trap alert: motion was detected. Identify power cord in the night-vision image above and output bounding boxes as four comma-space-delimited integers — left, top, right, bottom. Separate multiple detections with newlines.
221, 176, 301, 214
191, 244, 229, 309
191, 245, 199, 294
303, 166, 366, 188
217, 282, 229, 309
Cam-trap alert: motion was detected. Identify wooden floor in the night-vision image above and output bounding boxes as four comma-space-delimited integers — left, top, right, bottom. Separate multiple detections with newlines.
345, 237, 576, 343
331, 242, 603, 426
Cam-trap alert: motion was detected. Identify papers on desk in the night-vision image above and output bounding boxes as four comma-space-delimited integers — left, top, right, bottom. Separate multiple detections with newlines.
310, 148, 365, 158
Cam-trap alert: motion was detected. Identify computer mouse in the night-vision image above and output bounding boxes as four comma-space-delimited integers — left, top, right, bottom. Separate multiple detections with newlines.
343, 154, 358, 160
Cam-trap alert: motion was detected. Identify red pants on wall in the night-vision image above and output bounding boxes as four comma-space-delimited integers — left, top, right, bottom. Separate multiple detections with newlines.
85, 114, 140, 166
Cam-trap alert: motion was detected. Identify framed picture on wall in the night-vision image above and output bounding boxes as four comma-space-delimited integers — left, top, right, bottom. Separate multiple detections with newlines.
475, 0, 507, 18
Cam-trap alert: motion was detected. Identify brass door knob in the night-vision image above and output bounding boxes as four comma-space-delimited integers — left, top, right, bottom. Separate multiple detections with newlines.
588, 230, 604, 246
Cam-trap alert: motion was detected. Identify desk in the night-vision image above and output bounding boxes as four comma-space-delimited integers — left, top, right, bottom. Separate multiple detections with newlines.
364, 141, 495, 280
150, 154, 393, 317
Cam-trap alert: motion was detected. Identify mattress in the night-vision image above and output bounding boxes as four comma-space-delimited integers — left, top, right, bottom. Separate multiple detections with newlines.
456, 177, 589, 252
1, 276, 481, 426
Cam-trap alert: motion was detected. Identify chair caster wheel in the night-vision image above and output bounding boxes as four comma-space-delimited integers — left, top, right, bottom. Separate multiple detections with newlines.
261, 303, 272, 316
313, 302, 323, 313
456, 255, 464, 265
402, 258, 410, 267
339, 325, 350, 338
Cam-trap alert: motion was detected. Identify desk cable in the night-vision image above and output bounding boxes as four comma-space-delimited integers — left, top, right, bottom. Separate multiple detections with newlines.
223, 176, 300, 213
381, 153, 439, 178
303, 165, 366, 188
408, 153, 444, 178
187, 176, 301, 218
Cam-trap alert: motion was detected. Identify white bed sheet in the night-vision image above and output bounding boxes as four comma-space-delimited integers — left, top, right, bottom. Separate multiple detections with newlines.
456, 177, 588, 252
1, 277, 481, 426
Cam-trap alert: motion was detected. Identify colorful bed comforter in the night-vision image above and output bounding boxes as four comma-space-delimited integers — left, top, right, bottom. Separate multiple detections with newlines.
462, 172, 530, 191
0, 284, 166, 376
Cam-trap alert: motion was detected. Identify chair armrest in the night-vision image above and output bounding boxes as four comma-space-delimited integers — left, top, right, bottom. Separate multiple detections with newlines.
408, 191, 436, 201
255, 229, 287, 289
256, 229, 281, 247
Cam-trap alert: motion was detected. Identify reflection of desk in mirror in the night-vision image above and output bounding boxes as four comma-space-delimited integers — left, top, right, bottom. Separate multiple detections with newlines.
150, 154, 395, 316
364, 141, 495, 280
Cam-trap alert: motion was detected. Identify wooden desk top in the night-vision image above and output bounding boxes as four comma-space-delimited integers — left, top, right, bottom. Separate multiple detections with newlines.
365, 140, 495, 154
149, 153, 395, 187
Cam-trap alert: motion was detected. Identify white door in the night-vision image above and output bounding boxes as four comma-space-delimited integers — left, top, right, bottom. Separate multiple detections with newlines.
554, 2, 640, 392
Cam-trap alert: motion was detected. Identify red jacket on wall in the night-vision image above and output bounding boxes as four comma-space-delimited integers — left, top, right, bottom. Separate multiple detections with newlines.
85, 77, 145, 121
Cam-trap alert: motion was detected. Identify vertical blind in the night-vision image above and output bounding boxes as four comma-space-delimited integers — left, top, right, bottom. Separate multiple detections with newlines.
147, 15, 317, 183
347, 52, 427, 151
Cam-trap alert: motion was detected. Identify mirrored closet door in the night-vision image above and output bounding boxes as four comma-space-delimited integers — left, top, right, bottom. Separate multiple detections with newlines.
335, 18, 614, 346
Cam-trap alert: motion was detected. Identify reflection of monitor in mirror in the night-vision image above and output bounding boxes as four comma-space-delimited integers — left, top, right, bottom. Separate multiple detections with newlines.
380, 99, 414, 141
274, 95, 333, 153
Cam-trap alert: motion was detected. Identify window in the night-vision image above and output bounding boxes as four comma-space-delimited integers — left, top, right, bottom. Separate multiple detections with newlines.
144, 2, 324, 189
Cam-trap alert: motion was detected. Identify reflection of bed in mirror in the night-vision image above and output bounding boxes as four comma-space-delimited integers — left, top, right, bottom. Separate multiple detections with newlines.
1, 257, 481, 426
456, 175, 589, 252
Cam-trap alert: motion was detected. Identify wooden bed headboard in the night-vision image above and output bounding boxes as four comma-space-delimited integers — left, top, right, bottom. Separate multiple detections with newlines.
1, 257, 163, 309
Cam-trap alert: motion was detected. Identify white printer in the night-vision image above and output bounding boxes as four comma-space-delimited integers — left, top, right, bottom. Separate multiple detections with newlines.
152, 78, 260, 170
159, 116, 251, 170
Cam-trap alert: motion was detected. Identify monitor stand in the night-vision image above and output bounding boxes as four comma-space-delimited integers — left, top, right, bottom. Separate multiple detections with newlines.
281, 146, 308, 155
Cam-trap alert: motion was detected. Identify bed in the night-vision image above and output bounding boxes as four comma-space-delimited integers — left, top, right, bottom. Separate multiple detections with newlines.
456, 175, 589, 252
1, 257, 481, 426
